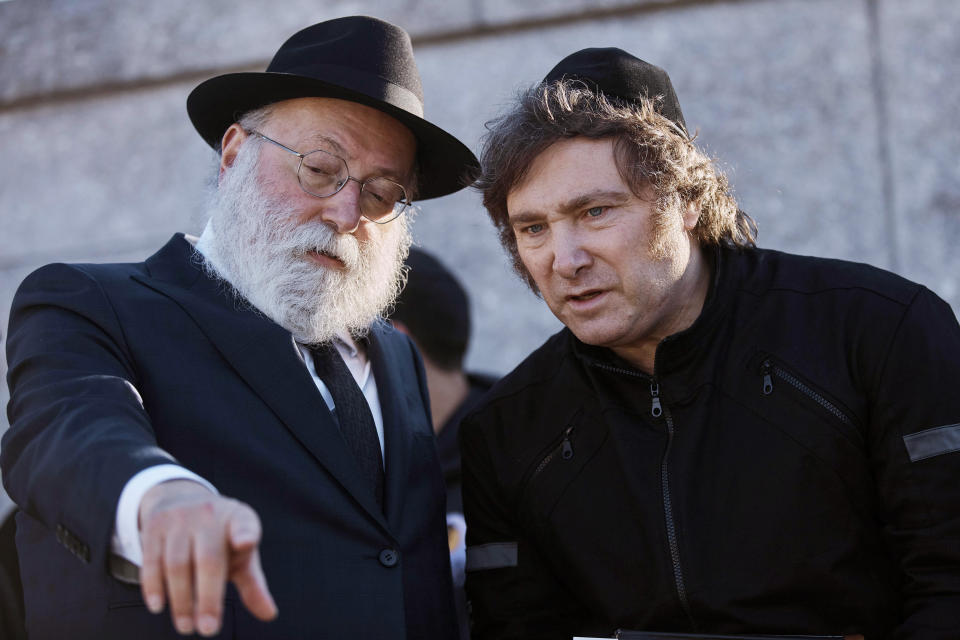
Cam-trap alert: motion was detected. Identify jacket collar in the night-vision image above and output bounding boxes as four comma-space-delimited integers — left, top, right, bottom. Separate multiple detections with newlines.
571, 245, 741, 396
134, 234, 396, 530
366, 326, 434, 525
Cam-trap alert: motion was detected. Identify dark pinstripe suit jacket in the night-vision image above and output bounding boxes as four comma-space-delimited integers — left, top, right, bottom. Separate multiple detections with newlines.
2, 234, 456, 640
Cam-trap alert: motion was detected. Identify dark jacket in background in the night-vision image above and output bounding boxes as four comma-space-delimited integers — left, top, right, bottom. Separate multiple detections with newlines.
438, 372, 498, 515
437, 372, 497, 640
461, 246, 960, 640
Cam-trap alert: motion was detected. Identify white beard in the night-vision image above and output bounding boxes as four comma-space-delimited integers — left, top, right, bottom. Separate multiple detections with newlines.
196, 138, 412, 345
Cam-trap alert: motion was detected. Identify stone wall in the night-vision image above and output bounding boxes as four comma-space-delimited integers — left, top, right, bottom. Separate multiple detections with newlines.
2, 0, 958, 514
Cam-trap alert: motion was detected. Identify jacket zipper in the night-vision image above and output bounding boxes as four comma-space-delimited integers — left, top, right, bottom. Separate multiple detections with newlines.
592, 359, 695, 628
651, 382, 695, 629
761, 359, 855, 428
650, 381, 663, 417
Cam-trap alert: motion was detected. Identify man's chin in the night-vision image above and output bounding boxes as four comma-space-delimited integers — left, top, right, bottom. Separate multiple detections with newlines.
275, 302, 378, 346
278, 315, 335, 346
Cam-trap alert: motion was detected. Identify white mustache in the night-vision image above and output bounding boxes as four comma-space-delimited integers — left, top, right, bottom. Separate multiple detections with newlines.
292, 223, 362, 270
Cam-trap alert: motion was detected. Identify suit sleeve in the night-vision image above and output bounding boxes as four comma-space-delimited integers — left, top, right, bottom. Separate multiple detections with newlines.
460, 412, 590, 640
869, 286, 960, 638
1, 263, 178, 575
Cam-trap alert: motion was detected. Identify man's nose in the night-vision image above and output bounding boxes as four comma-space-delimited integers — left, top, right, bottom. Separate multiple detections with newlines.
318, 178, 364, 233
552, 231, 591, 279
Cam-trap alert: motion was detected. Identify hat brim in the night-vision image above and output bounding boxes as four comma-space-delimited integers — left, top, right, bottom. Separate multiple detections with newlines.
187, 72, 478, 201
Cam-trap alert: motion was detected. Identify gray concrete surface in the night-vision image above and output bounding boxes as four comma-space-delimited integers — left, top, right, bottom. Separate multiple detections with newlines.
2, 0, 959, 517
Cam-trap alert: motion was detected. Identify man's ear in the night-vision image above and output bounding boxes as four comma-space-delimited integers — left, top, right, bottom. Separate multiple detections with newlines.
682, 200, 701, 231
218, 124, 247, 181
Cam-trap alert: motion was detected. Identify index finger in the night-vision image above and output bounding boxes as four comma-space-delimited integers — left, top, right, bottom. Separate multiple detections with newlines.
230, 547, 277, 622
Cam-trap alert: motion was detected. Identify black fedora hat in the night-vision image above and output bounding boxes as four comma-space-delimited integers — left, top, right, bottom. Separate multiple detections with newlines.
543, 47, 686, 133
187, 16, 478, 200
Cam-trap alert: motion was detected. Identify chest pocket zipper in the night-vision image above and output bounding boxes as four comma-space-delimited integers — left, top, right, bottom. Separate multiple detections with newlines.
529, 424, 576, 484
760, 358, 857, 431
517, 411, 582, 524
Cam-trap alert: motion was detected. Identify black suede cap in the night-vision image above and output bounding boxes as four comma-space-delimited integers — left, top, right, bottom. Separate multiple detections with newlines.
544, 47, 686, 132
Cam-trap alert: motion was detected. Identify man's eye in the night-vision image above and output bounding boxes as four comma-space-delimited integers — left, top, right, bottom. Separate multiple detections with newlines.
586, 206, 605, 218
520, 223, 544, 235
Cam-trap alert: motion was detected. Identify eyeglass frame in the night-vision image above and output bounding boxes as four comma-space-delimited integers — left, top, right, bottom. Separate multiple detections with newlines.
246, 129, 412, 224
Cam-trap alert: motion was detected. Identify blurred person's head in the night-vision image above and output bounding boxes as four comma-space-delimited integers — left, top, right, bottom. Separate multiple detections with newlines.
391, 247, 472, 372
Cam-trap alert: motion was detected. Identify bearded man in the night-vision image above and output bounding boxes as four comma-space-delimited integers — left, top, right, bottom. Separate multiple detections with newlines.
1, 17, 477, 640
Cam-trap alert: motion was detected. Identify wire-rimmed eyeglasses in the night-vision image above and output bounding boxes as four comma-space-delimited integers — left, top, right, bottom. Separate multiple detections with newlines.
248, 130, 411, 224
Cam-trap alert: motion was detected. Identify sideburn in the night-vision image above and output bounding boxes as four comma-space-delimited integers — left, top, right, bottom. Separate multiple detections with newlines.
611, 136, 679, 260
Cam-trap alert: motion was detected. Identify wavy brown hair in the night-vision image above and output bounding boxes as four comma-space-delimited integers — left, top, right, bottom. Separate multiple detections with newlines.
476, 79, 756, 290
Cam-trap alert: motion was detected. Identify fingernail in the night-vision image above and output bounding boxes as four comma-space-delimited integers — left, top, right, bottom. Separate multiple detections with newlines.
146, 595, 163, 613
174, 616, 194, 634
197, 614, 219, 636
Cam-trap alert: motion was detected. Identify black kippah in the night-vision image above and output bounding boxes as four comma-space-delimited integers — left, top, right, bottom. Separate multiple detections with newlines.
543, 47, 686, 132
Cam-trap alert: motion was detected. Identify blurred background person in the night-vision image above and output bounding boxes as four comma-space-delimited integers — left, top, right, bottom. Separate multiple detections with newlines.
390, 247, 498, 640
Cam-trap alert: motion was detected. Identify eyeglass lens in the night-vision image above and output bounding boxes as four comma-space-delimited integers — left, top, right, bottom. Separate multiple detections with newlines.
300, 149, 407, 221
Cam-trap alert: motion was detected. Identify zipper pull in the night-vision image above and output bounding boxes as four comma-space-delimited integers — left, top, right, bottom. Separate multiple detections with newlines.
650, 382, 663, 418
761, 360, 774, 395
561, 426, 574, 460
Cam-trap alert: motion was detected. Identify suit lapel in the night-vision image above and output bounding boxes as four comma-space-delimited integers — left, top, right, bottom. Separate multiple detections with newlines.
367, 323, 426, 526
133, 235, 388, 529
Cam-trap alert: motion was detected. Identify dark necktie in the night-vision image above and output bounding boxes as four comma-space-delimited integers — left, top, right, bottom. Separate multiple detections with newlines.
311, 343, 385, 510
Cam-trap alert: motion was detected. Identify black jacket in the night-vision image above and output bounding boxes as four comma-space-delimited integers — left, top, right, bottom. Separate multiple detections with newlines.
460, 246, 960, 640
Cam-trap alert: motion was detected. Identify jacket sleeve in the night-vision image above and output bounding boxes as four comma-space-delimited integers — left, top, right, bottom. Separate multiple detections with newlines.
868, 286, 960, 637
460, 411, 590, 640
1, 263, 178, 575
